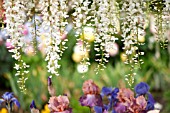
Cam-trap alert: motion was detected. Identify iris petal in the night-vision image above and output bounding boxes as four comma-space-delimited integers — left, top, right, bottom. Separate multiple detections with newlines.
30, 100, 36, 109
146, 93, 155, 111
147, 93, 155, 104
134, 82, 149, 95
112, 110, 117, 113
11, 97, 20, 108
94, 106, 103, 113
2, 92, 14, 101
79, 94, 103, 107
101, 87, 112, 97
0, 99, 4, 105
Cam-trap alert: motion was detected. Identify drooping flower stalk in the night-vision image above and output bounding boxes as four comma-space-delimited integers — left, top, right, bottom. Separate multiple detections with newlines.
121, 0, 145, 87
41, 0, 69, 76
72, 0, 92, 76
149, 0, 170, 48
92, 0, 119, 74
4, 0, 30, 93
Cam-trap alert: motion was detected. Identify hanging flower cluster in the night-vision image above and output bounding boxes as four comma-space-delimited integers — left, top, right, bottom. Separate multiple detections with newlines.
121, 0, 145, 86
72, 0, 92, 75
3, 0, 30, 92
92, 0, 119, 74
41, 0, 69, 76
149, 0, 170, 48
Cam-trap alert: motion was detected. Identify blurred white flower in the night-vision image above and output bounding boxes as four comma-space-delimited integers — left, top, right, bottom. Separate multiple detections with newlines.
105, 42, 119, 56
77, 64, 88, 73
147, 110, 160, 113
80, 26, 95, 42
154, 102, 163, 110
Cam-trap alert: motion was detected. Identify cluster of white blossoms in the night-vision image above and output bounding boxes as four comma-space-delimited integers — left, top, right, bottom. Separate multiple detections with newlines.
72, 0, 92, 74
121, 0, 145, 86
41, 0, 69, 76
2, 0, 170, 91
4, 0, 30, 92
150, 0, 170, 48
92, 0, 119, 73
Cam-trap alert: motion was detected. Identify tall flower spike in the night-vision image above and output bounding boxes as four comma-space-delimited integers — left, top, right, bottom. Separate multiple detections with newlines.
3, 0, 30, 93
48, 76, 56, 96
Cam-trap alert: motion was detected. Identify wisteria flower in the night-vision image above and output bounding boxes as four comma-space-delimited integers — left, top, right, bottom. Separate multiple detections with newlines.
79, 79, 103, 108
134, 82, 150, 96
48, 95, 72, 113
5, 40, 14, 50
0, 92, 20, 112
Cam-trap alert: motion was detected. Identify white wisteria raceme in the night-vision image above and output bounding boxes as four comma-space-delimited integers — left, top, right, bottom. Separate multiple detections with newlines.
150, 0, 170, 48
121, 0, 145, 86
92, 0, 119, 73
4, 0, 30, 92
40, 0, 69, 76
72, 0, 92, 75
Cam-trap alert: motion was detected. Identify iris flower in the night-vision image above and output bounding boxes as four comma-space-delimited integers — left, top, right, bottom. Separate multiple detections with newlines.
48, 77, 56, 96
48, 95, 72, 113
79, 79, 103, 108
134, 82, 155, 111
0, 92, 20, 113
30, 100, 40, 113
134, 82, 150, 96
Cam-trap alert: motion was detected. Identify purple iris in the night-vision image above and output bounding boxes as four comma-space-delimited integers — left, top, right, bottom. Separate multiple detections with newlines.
47, 76, 56, 96
114, 103, 126, 113
79, 94, 103, 107
134, 82, 150, 95
146, 93, 155, 111
101, 87, 119, 109
30, 100, 36, 109
94, 106, 109, 113
48, 76, 52, 86
30, 100, 40, 113
79, 80, 103, 108
111, 88, 119, 101
0, 92, 20, 111
101, 87, 113, 97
